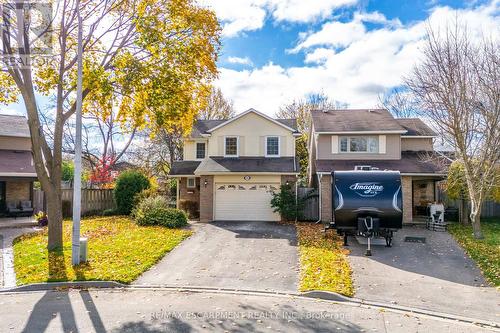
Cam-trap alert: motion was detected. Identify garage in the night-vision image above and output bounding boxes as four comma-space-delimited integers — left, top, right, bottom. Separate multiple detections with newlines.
214, 183, 280, 221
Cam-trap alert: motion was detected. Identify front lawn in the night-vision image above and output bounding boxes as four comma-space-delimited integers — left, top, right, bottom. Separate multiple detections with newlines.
13, 216, 192, 285
296, 223, 354, 296
448, 219, 500, 286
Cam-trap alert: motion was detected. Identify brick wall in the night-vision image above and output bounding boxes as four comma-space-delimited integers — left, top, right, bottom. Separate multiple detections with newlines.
401, 176, 413, 223
178, 177, 200, 219
320, 175, 332, 222
6, 181, 31, 203
199, 175, 214, 222
281, 175, 297, 188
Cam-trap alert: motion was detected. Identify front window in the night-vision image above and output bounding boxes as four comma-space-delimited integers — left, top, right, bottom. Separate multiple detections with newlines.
340, 136, 378, 153
187, 177, 196, 188
225, 137, 238, 156
266, 136, 280, 156
196, 142, 206, 159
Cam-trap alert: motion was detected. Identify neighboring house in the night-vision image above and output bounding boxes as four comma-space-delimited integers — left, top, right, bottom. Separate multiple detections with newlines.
169, 109, 300, 222
0, 114, 36, 216
308, 109, 446, 224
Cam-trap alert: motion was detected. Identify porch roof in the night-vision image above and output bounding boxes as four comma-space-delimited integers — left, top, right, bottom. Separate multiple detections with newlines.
0, 150, 36, 179
194, 157, 298, 175
315, 151, 447, 176
169, 161, 201, 176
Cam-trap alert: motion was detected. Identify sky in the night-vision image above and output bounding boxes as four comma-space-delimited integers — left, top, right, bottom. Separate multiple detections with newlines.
202, 0, 500, 116
2, 0, 499, 118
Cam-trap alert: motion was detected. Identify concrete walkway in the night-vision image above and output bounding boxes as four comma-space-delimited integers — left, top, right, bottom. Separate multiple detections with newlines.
0, 288, 495, 332
135, 221, 299, 292
0, 227, 39, 288
0, 217, 37, 229
347, 225, 500, 323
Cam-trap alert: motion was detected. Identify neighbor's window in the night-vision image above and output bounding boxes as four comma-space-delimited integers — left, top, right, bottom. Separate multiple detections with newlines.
266, 136, 280, 156
196, 142, 206, 159
340, 136, 378, 153
225, 136, 238, 156
187, 177, 196, 188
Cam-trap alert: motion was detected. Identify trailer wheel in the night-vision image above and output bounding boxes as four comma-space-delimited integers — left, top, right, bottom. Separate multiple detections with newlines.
343, 233, 349, 246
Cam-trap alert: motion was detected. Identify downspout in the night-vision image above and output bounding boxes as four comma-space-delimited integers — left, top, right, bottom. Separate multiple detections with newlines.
315, 173, 322, 224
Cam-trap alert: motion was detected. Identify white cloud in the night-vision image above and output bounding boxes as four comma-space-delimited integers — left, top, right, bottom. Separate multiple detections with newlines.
200, 0, 359, 37
215, 2, 500, 115
227, 56, 254, 66
269, 0, 358, 23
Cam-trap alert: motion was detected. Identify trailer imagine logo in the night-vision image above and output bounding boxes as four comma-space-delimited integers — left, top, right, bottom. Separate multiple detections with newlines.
349, 182, 384, 197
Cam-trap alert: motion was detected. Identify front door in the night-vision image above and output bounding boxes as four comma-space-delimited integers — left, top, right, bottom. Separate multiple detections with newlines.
0, 181, 5, 213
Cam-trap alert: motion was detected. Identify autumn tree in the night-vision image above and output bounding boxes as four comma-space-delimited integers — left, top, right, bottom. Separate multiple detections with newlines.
198, 86, 235, 120
0, 0, 220, 249
276, 93, 346, 181
406, 23, 500, 239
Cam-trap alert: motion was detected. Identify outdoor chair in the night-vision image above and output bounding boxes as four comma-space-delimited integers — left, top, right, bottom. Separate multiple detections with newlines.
20, 200, 34, 216
6, 202, 22, 218
426, 203, 447, 231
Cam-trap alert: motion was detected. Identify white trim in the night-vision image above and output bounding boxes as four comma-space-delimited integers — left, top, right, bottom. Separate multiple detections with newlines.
378, 135, 386, 154
187, 177, 196, 188
169, 174, 195, 178
316, 130, 407, 134
265, 136, 280, 157
402, 135, 437, 139
0, 172, 37, 177
338, 135, 379, 153
224, 136, 239, 157
207, 108, 297, 133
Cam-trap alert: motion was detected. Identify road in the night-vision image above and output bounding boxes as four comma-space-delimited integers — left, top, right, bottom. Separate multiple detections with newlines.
0, 288, 494, 333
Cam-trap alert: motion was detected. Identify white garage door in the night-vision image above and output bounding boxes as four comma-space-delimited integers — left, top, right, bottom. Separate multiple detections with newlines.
214, 183, 280, 221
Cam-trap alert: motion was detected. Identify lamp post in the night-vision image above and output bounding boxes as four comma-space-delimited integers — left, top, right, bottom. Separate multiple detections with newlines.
71, 5, 83, 266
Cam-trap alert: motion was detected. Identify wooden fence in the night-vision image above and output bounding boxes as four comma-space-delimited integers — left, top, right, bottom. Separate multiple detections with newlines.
439, 189, 500, 218
33, 189, 116, 217
298, 187, 319, 221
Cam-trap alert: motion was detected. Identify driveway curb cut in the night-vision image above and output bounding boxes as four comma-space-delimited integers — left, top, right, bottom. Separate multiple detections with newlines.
1, 282, 498, 329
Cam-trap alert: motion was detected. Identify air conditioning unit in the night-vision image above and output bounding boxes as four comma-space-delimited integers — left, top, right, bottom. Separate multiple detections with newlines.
354, 165, 372, 171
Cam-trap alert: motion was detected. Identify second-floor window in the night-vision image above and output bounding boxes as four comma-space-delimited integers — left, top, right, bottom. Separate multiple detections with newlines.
266, 136, 280, 156
225, 136, 238, 156
196, 142, 206, 159
340, 136, 378, 153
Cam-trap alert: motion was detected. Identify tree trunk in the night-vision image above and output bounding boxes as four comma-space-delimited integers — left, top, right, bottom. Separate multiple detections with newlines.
469, 199, 484, 239
45, 186, 63, 250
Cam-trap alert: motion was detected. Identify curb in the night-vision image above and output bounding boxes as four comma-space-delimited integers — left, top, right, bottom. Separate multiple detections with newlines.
1, 282, 498, 329
0, 281, 126, 292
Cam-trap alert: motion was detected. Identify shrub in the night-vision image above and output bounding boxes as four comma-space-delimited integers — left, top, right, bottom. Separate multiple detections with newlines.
102, 208, 119, 216
270, 184, 316, 221
179, 200, 199, 219
114, 170, 150, 215
132, 187, 158, 209
133, 195, 188, 228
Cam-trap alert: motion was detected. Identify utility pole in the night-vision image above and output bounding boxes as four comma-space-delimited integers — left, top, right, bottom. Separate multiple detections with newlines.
72, 4, 83, 266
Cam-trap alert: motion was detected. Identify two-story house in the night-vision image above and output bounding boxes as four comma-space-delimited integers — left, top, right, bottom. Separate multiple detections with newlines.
0, 114, 37, 216
308, 109, 446, 224
169, 109, 300, 222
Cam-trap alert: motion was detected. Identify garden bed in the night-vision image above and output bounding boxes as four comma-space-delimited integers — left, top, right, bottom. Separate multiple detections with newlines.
296, 223, 354, 296
13, 216, 192, 285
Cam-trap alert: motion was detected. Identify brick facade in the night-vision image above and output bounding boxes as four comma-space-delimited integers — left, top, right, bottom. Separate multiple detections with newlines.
401, 176, 413, 223
178, 177, 200, 219
199, 175, 214, 222
281, 175, 297, 188
6, 181, 31, 203
320, 175, 332, 222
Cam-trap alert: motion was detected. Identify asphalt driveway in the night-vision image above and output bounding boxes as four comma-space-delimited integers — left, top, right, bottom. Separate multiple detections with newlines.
135, 221, 299, 292
347, 225, 499, 322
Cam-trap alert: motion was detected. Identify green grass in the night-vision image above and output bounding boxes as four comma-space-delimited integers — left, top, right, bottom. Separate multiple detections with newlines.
296, 223, 354, 296
13, 216, 192, 285
448, 219, 500, 287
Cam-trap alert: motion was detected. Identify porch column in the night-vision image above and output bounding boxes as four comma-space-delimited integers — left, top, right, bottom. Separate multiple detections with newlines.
401, 176, 413, 224
320, 175, 332, 223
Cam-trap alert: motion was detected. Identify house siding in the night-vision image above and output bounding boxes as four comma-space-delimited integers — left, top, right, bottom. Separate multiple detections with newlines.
316, 134, 401, 160
401, 137, 433, 151
402, 176, 413, 223
199, 175, 214, 222
320, 175, 332, 222
6, 181, 31, 203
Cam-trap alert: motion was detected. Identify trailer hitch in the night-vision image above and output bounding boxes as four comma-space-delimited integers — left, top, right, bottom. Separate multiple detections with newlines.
363, 216, 374, 256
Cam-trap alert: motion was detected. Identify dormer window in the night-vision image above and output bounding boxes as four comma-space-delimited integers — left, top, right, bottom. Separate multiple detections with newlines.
265, 136, 280, 157
196, 142, 206, 159
224, 136, 238, 157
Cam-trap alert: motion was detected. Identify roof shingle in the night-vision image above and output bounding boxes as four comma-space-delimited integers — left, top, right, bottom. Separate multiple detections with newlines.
0, 114, 30, 138
396, 118, 437, 136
